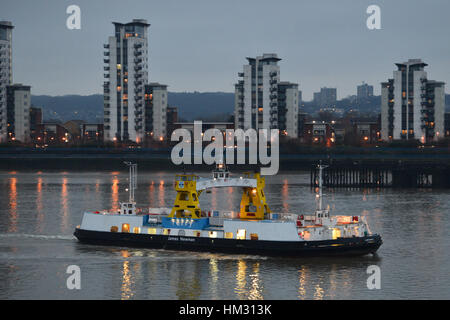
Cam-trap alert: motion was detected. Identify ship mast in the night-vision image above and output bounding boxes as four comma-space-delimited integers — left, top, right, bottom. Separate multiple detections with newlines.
124, 162, 137, 203
316, 162, 328, 212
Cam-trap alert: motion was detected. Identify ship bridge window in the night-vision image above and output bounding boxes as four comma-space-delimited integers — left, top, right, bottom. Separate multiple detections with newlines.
250, 233, 258, 240
122, 223, 130, 233
236, 229, 246, 240
133, 227, 140, 234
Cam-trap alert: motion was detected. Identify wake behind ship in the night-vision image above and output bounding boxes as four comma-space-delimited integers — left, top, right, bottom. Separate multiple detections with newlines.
74, 163, 382, 256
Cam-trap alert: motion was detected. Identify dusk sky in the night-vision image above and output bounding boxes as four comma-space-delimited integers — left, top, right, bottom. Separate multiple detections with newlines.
2, 0, 450, 100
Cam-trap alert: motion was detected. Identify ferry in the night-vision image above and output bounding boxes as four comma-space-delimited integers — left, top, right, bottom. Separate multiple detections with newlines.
74, 163, 382, 256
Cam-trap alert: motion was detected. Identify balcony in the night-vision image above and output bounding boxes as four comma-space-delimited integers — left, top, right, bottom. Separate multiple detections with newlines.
269, 71, 277, 77
269, 79, 277, 85
134, 58, 142, 64
104, 66, 110, 71
104, 59, 110, 64
134, 50, 142, 57
104, 74, 110, 78
270, 94, 277, 100
238, 72, 244, 77
103, 52, 109, 56
104, 44, 109, 49
134, 43, 142, 49
270, 102, 277, 108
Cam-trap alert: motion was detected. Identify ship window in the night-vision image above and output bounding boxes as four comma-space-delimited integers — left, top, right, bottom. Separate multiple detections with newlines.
122, 223, 130, 233
303, 231, 310, 240
236, 229, 246, 240
148, 228, 156, 234
332, 228, 341, 240
133, 227, 140, 234
196, 231, 201, 237
225, 232, 233, 239
180, 193, 188, 201
209, 231, 217, 238
111, 226, 118, 232
250, 233, 258, 240
163, 229, 170, 235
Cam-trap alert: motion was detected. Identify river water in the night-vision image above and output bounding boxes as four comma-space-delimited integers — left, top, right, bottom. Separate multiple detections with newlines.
0, 170, 448, 299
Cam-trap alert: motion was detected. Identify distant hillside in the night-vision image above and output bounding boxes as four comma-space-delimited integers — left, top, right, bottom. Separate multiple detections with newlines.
31, 94, 103, 123
31, 92, 450, 123
168, 92, 234, 121
32, 92, 235, 123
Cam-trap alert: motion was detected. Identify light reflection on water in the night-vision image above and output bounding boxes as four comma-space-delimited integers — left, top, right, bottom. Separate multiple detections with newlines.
0, 170, 449, 299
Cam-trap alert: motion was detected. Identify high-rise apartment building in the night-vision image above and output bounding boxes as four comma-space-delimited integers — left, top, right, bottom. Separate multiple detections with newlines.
144, 83, 167, 141
234, 53, 299, 138
277, 82, 299, 137
6, 84, 31, 142
103, 19, 150, 143
381, 59, 445, 142
357, 82, 374, 101
0, 21, 14, 143
313, 87, 337, 108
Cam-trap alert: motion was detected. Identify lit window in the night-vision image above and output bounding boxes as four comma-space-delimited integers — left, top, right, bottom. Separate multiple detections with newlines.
122, 223, 130, 233
163, 229, 170, 235
110, 226, 118, 232
250, 233, 258, 240
225, 232, 233, 239
148, 228, 156, 234
209, 231, 217, 238
236, 229, 246, 240
133, 227, 140, 234
332, 228, 341, 240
